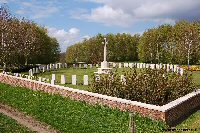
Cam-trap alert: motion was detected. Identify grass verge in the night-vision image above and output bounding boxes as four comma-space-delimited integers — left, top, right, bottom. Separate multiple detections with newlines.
0, 83, 167, 133
0, 113, 34, 133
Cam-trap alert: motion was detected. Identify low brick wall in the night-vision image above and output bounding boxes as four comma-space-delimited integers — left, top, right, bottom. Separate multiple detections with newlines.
0, 73, 199, 126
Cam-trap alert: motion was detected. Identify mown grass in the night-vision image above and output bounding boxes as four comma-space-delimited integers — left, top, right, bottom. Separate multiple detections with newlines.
34, 67, 142, 90
0, 83, 167, 133
0, 113, 34, 133
176, 110, 200, 132
33, 67, 200, 90
192, 71, 200, 87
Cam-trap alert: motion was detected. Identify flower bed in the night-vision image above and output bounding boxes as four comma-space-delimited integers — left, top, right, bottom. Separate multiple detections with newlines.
181, 66, 200, 71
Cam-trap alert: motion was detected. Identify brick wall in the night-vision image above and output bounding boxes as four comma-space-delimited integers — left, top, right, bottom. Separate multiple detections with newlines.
0, 73, 199, 126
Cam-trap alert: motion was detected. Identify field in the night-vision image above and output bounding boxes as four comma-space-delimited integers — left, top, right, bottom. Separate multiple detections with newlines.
0, 113, 34, 133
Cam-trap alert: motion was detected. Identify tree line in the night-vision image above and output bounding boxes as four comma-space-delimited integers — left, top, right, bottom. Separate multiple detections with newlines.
0, 4, 60, 69
65, 20, 200, 65
66, 33, 140, 64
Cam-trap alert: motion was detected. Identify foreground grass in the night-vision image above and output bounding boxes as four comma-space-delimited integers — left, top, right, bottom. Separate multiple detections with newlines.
0, 113, 34, 133
0, 83, 167, 133
176, 110, 200, 132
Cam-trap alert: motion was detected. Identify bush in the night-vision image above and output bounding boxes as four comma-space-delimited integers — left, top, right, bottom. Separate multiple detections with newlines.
90, 68, 195, 106
10, 65, 38, 73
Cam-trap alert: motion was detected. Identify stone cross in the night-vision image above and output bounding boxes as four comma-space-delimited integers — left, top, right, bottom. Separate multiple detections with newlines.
103, 38, 108, 62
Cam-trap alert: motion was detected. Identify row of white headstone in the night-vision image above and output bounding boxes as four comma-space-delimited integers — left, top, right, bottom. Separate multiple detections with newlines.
49, 74, 89, 86
28, 62, 184, 77
28, 63, 100, 76
10, 72, 89, 86
28, 63, 68, 76
113, 62, 184, 76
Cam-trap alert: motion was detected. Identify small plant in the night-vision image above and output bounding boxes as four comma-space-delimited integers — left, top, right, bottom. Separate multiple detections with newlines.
90, 68, 195, 105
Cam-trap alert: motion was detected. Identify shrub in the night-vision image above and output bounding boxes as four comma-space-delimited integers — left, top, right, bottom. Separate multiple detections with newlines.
90, 68, 195, 106
10, 65, 38, 73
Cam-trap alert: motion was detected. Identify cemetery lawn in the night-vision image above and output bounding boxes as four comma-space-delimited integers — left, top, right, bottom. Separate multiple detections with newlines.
0, 113, 34, 133
34, 68, 200, 90
192, 71, 200, 87
0, 83, 168, 133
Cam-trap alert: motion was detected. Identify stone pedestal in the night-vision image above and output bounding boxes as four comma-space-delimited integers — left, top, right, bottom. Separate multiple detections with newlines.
95, 61, 112, 74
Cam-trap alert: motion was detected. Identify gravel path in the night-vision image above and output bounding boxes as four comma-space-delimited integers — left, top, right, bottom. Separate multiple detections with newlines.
0, 104, 59, 133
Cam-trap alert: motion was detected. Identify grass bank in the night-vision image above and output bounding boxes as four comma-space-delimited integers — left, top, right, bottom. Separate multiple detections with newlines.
0, 83, 167, 132
0, 113, 34, 133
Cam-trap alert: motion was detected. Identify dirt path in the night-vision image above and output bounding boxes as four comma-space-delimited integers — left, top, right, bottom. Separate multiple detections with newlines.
0, 104, 59, 133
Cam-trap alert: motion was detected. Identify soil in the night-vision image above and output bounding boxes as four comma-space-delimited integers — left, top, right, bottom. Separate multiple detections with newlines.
0, 104, 60, 133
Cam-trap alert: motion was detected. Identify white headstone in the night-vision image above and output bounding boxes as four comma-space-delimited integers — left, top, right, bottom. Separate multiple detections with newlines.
29, 69, 33, 76
72, 75, 76, 85
180, 68, 184, 76
15, 73, 19, 77
167, 64, 170, 72
156, 64, 159, 69
83, 75, 89, 85
61, 75, 66, 84
52, 74, 56, 81
49, 64, 52, 69
47, 65, 50, 71
170, 64, 173, 71
36, 68, 39, 73
73, 64, 76, 68
95, 75, 100, 82
136, 63, 140, 68
142, 63, 146, 69
42, 67, 45, 73
55, 64, 58, 69
65, 63, 68, 68
150, 64, 155, 69
159, 64, 162, 69
174, 65, 178, 72
124, 63, 129, 68
163, 64, 166, 70
113, 63, 117, 68
42, 78, 46, 82
96, 64, 99, 67
129, 63, 133, 68
32, 68, 35, 74
84, 64, 88, 68
58, 63, 62, 69
121, 75, 126, 84
89, 64, 92, 68
119, 63, 122, 68
79, 64, 82, 68
51, 80, 55, 85
38, 77, 42, 82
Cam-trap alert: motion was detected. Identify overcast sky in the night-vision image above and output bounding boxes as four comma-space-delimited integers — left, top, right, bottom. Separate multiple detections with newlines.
1, 0, 200, 52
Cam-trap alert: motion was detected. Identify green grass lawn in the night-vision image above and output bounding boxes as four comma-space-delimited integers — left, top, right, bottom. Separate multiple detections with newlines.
176, 110, 200, 132
192, 71, 200, 87
0, 83, 167, 133
33, 67, 200, 90
0, 113, 34, 133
